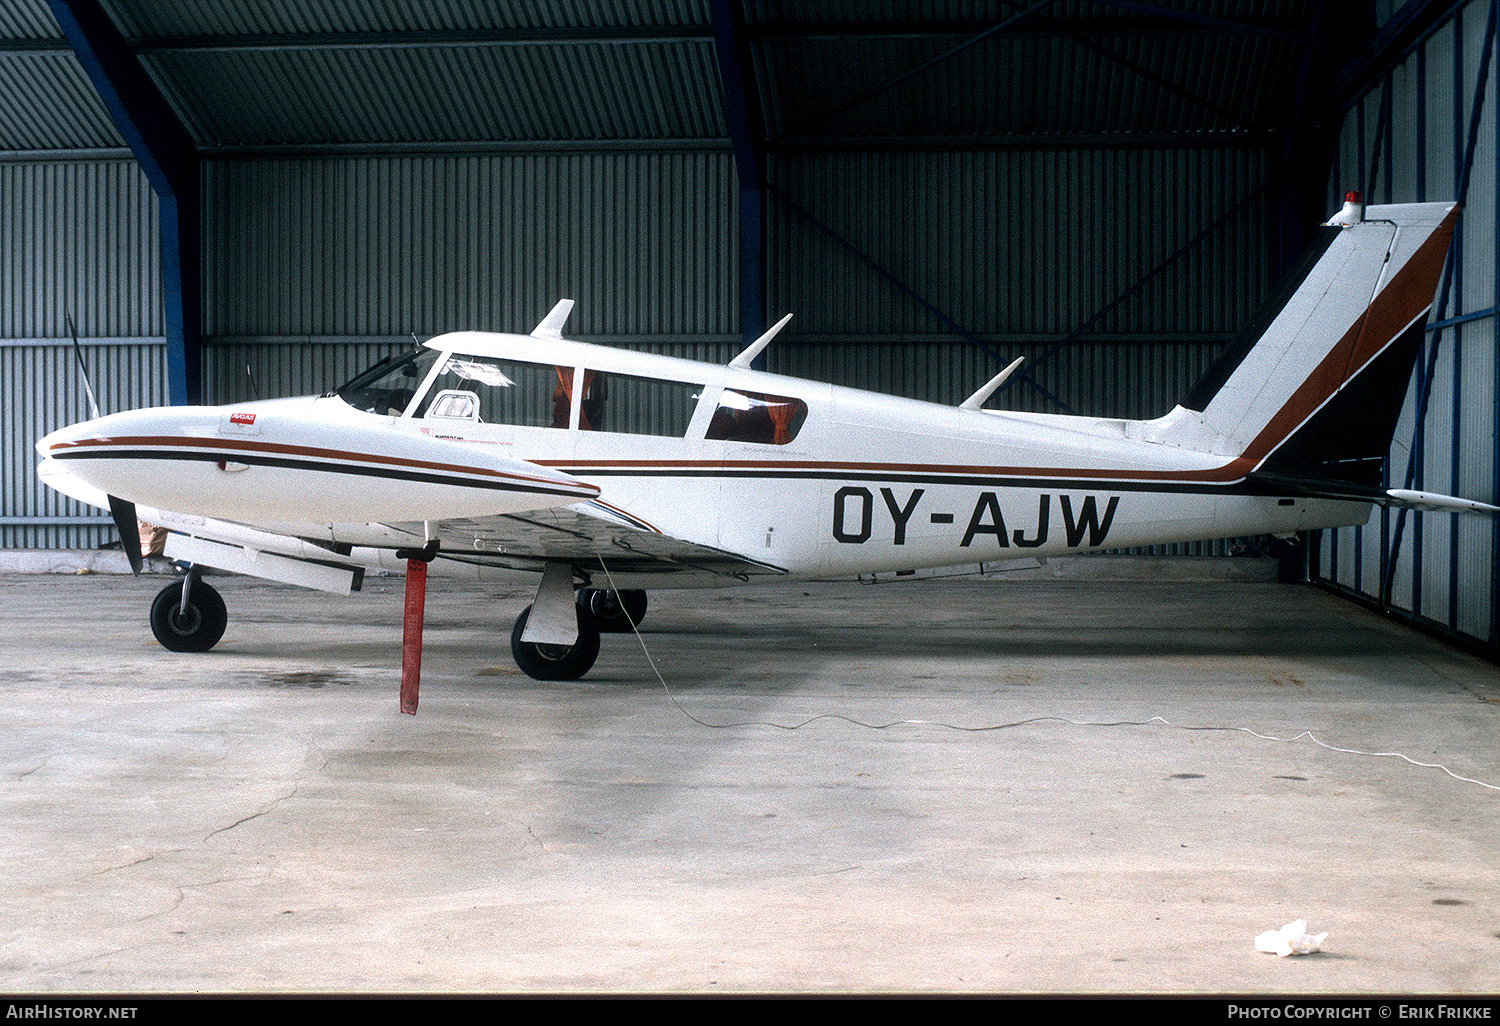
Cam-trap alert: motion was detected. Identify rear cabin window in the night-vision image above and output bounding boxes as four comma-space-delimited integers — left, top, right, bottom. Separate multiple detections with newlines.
706, 389, 808, 445
575, 371, 702, 437
412, 356, 566, 428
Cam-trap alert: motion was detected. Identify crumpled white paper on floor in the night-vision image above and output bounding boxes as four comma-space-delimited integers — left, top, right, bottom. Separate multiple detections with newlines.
1255, 919, 1327, 956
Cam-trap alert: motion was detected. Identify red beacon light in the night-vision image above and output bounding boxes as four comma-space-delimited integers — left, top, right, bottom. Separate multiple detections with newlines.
1327, 189, 1365, 227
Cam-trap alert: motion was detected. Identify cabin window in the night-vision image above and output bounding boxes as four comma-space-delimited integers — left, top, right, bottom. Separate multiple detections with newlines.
706, 389, 808, 445
575, 371, 703, 437
411, 355, 565, 428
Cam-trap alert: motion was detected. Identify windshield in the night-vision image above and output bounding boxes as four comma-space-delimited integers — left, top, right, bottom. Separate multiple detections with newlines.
334, 349, 440, 416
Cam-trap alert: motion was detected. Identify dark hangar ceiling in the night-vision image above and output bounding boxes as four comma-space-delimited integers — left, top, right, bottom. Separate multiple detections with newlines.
0, 1, 1393, 155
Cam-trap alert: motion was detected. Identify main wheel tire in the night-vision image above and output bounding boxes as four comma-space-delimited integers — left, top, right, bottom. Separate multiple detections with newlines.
149, 580, 228, 652
578, 587, 648, 632
510, 605, 601, 681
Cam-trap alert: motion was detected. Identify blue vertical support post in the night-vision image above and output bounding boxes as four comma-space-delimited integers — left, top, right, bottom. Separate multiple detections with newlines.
1414, 44, 1430, 619
49, 0, 201, 405
710, 0, 765, 355
1381, 0, 1498, 611
1492, 51, 1500, 649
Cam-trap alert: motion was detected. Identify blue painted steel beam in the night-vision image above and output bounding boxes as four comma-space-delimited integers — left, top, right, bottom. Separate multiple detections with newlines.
48, 0, 201, 405
710, 0, 765, 353
1493, 12, 1500, 648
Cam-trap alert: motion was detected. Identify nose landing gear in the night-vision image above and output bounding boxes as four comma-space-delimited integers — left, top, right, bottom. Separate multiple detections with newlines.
148, 573, 227, 652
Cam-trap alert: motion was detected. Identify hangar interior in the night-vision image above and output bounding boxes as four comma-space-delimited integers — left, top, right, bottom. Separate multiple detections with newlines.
6, 0, 1500, 997
2, 0, 1499, 658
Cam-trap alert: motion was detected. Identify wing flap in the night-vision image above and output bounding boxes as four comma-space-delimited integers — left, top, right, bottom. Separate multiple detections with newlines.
432, 503, 786, 582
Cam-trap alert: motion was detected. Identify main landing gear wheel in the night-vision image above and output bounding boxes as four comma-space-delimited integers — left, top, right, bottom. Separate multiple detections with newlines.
510, 605, 601, 681
149, 579, 227, 652
577, 587, 648, 633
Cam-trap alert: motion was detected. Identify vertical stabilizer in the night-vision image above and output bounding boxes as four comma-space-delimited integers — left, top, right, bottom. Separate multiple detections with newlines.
1152, 199, 1456, 487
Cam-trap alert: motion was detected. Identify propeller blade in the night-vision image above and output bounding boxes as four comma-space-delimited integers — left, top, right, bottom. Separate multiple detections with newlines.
108, 495, 142, 575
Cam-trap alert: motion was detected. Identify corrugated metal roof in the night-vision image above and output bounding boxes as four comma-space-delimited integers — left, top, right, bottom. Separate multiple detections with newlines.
139, 39, 725, 147
0, 0, 58, 39
756, 30, 1301, 141
745, 1, 1319, 27
0, 54, 124, 150
100, 0, 710, 38
3, 0, 1330, 152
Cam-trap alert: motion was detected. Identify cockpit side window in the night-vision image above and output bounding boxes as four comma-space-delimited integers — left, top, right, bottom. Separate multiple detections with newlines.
411, 355, 564, 428
706, 389, 808, 445
577, 371, 703, 437
335, 348, 439, 417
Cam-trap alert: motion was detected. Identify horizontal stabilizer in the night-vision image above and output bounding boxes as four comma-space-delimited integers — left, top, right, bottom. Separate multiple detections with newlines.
1251, 471, 1500, 516
1385, 489, 1500, 515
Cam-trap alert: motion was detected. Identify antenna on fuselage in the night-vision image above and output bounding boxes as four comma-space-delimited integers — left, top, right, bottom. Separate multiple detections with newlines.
959, 356, 1026, 411
728, 312, 794, 369
531, 299, 575, 339
64, 312, 144, 574
65, 312, 101, 420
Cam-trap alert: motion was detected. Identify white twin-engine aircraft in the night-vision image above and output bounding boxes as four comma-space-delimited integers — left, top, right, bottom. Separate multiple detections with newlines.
34, 195, 1500, 711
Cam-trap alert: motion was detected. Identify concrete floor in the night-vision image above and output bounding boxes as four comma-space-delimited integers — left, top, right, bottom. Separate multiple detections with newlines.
0, 564, 1497, 994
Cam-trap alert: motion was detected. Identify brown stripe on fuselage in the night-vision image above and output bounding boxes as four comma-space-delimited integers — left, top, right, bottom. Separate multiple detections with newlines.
538, 456, 1260, 483
49, 434, 597, 493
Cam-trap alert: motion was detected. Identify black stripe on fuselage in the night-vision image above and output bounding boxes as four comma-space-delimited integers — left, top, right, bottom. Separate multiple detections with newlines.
51, 447, 594, 498
555, 465, 1347, 498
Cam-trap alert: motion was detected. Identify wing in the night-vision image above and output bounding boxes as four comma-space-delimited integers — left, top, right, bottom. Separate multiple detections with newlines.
427, 500, 787, 584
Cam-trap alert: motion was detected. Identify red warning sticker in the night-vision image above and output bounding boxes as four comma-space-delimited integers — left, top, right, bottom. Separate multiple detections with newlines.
229, 412, 257, 426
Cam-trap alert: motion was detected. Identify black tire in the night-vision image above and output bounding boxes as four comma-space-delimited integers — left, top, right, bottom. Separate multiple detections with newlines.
149, 580, 228, 652
578, 587, 648, 633
510, 605, 601, 681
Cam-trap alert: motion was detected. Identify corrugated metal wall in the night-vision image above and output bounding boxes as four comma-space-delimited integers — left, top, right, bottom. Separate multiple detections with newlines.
0, 159, 160, 337
0, 158, 164, 548
770, 149, 1270, 340
1315, 0, 1500, 655
202, 153, 738, 339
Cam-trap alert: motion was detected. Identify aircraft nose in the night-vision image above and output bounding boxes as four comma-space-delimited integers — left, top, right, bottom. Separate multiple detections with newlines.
37, 414, 103, 457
